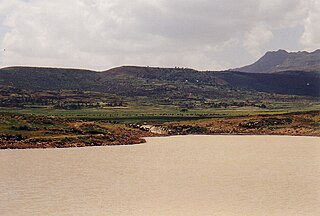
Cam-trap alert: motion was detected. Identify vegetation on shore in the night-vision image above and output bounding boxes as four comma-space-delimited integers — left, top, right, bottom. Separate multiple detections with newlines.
161, 111, 320, 136
0, 109, 318, 149
0, 112, 157, 149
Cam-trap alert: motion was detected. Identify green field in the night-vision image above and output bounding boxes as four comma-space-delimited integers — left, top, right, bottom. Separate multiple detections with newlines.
1, 100, 319, 123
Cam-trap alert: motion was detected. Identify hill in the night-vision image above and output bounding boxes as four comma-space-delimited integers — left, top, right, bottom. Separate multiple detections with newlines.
235, 49, 320, 73
0, 66, 319, 102
0, 66, 319, 97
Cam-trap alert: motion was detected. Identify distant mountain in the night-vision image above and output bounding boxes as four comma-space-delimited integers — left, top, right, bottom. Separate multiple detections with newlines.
235, 49, 320, 73
0, 66, 319, 98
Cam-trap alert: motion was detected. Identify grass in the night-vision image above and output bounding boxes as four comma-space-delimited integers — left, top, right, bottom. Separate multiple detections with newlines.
0, 104, 319, 149
0, 101, 318, 123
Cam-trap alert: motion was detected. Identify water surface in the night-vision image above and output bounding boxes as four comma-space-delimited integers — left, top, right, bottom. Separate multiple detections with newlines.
0, 135, 319, 216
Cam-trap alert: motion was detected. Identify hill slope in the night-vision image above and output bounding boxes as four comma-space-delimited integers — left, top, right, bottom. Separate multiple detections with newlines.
235, 49, 320, 73
0, 66, 319, 98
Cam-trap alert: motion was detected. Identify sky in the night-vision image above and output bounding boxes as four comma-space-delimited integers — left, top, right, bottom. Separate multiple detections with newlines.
0, 0, 319, 71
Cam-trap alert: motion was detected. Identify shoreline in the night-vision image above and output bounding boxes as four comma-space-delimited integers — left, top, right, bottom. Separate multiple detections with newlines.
1, 134, 319, 151
1, 131, 319, 150
1, 111, 319, 150
146, 134, 320, 139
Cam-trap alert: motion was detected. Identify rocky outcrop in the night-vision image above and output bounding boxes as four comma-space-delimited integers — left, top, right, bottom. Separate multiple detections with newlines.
235, 49, 320, 73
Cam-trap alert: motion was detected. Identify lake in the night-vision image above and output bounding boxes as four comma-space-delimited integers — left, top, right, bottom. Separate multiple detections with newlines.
0, 135, 319, 216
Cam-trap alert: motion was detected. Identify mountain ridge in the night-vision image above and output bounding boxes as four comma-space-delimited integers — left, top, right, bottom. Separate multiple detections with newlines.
0, 49, 319, 101
234, 49, 320, 73
0, 65, 319, 98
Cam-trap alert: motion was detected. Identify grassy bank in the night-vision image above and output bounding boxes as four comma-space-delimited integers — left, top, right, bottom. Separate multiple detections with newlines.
0, 105, 319, 149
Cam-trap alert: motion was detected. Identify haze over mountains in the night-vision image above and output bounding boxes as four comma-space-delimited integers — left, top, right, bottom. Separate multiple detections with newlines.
235, 49, 320, 73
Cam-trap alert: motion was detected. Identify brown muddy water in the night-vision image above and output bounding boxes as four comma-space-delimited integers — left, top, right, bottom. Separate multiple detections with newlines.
0, 135, 319, 216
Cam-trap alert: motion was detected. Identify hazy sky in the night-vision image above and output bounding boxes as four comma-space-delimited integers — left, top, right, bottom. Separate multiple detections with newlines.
0, 0, 319, 71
